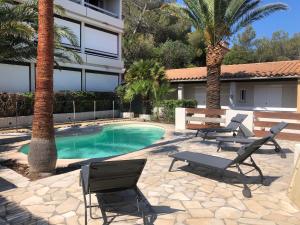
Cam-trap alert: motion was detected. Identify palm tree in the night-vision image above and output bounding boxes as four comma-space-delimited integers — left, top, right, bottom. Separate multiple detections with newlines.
0, 0, 81, 63
169, 0, 287, 109
119, 59, 173, 115
28, 0, 56, 177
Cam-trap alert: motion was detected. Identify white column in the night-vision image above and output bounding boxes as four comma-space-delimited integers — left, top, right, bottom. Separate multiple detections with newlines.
82, 69, 86, 91
118, 34, 122, 60
81, 22, 85, 54
175, 108, 186, 130
178, 84, 184, 100
229, 82, 236, 109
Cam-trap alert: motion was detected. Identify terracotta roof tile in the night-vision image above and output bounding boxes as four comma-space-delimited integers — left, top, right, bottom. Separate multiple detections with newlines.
166, 60, 300, 81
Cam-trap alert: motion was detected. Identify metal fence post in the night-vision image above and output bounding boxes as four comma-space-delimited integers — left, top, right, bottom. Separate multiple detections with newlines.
15, 101, 18, 132
113, 100, 115, 120
73, 100, 76, 126
94, 100, 96, 123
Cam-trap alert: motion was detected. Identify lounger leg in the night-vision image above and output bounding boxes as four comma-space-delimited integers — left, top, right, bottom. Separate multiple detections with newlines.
169, 159, 177, 172
217, 141, 223, 152
236, 164, 252, 198
203, 132, 208, 141
195, 130, 199, 137
250, 157, 265, 185
99, 207, 108, 225
271, 139, 282, 152
80, 174, 88, 225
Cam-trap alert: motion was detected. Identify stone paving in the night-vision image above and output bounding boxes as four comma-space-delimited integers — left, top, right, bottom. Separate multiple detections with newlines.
1, 130, 300, 225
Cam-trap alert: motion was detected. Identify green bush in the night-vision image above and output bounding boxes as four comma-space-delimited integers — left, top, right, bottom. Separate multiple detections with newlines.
0, 91, 118, 117
159, 99, 197, 123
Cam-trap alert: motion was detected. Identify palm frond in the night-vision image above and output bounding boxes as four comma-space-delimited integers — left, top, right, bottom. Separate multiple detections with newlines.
232, 3, 288, 34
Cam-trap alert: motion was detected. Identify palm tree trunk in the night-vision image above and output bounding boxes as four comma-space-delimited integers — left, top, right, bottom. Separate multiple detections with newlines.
206, 42, 229, 109
28, 0, 57, 178
205, 42, 229, 127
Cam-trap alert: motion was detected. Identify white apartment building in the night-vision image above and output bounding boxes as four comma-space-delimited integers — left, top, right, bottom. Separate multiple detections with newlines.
0, 0, 124, 93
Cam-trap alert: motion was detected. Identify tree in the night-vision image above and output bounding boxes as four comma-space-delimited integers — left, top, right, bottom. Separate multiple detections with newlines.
169, 0, 287, 109
122, 0, 193, 69
0, 0, 81, 63
28, 0, 56, 177
120, 60, 172, 114
158, 40, 195, 69
187, 30, 206, 66
223, 25, 256, 64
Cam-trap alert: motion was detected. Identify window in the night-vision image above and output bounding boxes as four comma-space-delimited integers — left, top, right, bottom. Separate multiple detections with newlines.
87, 0, 104, 8
239, 89, 247, 103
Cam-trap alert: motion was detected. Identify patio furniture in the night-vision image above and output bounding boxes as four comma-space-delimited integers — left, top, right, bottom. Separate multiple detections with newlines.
216, 122, 288, 152
195, 114, 249, 140
80, 159, 150, 225
169, 135, 271, 198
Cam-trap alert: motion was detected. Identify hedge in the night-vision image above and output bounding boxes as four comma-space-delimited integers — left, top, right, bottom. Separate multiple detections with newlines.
159, 99, 197, 123
0, 91, 118, 117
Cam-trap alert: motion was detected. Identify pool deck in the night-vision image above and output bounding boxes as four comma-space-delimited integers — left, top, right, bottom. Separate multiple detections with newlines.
0, 123, 300, 225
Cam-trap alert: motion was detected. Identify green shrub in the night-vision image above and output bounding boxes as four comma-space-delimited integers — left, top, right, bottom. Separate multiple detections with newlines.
159, 99, 197, 123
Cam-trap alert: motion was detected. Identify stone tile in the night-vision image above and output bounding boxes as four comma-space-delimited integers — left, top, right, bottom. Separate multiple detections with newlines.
154, 218, 175, 225
56, 197, 80, 214
185, 218, 225, 225
227, 197, 246, 211
20, 196, 43, 206
215, 207, 242, 219
182, 201, 202, 209
189, 209, 214, 218
49, 215, 65, 224
168, 193, 190, 201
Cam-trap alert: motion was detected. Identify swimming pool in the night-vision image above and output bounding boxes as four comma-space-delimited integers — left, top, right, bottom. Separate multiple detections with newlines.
20, 124, 165, 159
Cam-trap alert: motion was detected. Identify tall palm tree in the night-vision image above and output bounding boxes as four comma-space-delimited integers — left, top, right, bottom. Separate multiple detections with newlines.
28, 0, 56, 177
169, 0, 287, 109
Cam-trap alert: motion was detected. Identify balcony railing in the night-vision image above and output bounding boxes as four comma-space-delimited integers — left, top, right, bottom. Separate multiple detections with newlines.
69, 0, 119, 18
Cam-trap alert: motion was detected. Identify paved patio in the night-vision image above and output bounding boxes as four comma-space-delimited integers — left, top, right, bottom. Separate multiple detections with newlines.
0, 128, 300, 225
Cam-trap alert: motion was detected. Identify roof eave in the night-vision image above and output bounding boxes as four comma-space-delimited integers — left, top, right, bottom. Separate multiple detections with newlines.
168, 75, 300, 82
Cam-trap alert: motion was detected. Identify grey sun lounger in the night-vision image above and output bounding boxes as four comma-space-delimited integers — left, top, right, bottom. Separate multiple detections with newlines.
216, 122, 288, 152
169, 135, 271, 198
195, 114, 249, 140
80, 159, 150, 225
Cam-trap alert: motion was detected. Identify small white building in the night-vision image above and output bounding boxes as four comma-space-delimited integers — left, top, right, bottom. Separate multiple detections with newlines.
166, 60, 300, 112
0, 0, 124, 93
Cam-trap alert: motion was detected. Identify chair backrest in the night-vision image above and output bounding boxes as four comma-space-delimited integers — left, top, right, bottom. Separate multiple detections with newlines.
270, 122, 288, 136
230, 135, 271, 166
226, 114, 248, 130
87, 159, 147, 193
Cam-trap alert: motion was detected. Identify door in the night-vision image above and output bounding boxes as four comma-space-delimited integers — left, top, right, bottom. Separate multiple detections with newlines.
254, 86, 282, 108
194, 87, 206, 107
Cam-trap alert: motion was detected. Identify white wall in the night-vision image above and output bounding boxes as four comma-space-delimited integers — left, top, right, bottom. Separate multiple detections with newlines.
54, 69, 82, 92
0, 64, 30, 93
85, 26, 118, 55
54, 17, 81, 47
86, 72, 119, 92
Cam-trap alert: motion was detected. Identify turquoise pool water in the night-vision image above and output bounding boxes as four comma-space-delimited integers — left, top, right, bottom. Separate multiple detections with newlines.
21, 124, 165, 159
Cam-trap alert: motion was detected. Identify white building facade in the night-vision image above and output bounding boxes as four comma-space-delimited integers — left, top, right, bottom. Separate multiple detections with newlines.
0, 0, 124, 93
166, 60, 300, 112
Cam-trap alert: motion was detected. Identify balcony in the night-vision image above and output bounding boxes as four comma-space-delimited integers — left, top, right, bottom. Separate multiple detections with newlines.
69, 0, 120, 18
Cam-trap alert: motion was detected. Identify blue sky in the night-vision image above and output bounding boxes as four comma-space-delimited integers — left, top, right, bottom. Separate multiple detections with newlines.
176, 0, 299, 39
